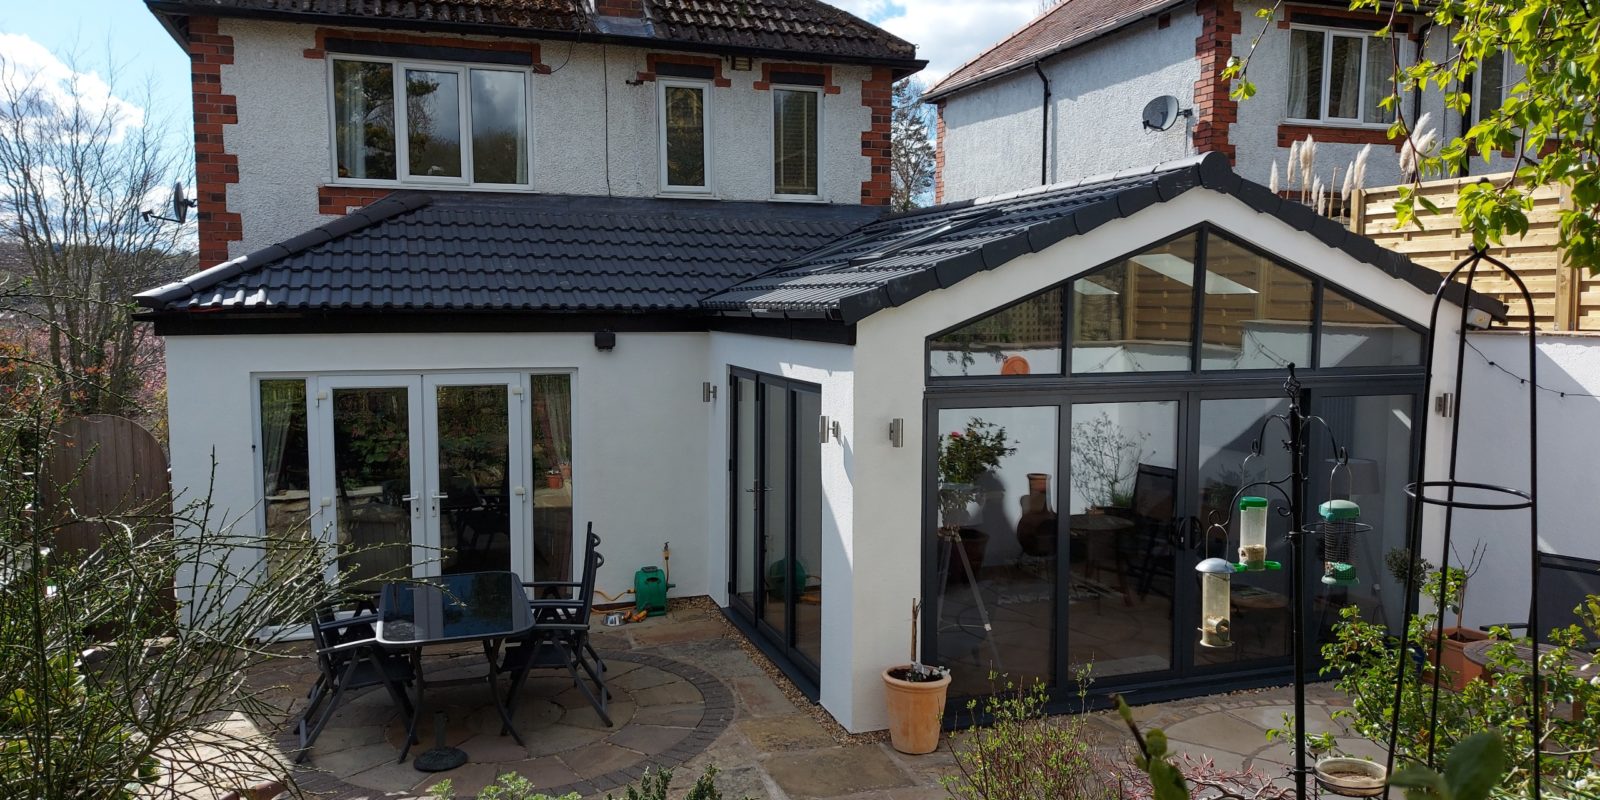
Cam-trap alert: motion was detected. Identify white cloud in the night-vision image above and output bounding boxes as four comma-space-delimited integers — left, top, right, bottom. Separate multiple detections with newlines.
0, 33, 147, 137
860, 1, 1044, 87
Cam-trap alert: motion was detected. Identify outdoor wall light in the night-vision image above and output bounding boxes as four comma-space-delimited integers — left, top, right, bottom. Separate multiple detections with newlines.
889, 418, 904, 448
819, 415, 841, 444
594, 330, 616, 351
702, 382, 717, 402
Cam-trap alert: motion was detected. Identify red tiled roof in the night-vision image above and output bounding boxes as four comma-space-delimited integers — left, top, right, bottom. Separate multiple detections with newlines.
924, 0, 1186, 100
148, 0, 920, 66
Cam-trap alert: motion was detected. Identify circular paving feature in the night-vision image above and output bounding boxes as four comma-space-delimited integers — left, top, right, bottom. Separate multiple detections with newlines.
291, 651, 733, 798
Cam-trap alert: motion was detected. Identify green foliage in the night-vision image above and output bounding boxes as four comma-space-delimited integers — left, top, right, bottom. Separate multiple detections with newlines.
1113, 696, 1189, 800
1388, 731, 1508, 800
942, 673, 1117, 800
938, 419, 1016, 486
1320, 601, 1600, 797
0, 379, 359, 795
430, 766, 743, 800
1225, 0, 1600, 271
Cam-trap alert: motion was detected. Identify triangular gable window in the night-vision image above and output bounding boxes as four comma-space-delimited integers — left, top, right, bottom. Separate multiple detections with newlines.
926, 225, 1423, 379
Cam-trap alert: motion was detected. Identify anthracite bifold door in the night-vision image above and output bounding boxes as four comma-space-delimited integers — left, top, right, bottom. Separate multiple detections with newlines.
926, 387, 1421, 710
728, 370, 824, 688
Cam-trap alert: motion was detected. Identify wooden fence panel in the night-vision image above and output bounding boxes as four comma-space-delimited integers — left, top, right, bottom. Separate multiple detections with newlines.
1352, 176, 1584, 329
41, 415, 171, 555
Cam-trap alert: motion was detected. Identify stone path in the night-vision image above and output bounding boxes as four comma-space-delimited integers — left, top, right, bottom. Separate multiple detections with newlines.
241, 601, 1382, 799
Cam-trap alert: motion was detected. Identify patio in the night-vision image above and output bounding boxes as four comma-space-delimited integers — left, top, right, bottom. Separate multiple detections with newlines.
241, 598, 1370, 800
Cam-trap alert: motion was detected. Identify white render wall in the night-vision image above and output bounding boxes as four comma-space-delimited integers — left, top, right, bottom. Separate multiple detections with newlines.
938, 13, 1200, 201
164, 331, 714, 612
218, 19, 877, 259
937, 0, 1518, 201
1431, 332, 1600, 630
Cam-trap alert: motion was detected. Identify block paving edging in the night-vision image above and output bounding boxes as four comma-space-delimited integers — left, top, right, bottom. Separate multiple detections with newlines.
277, 650, 734, 799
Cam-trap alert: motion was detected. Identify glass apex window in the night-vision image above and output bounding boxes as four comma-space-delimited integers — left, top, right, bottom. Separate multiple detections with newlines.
925, 226, 1423, 380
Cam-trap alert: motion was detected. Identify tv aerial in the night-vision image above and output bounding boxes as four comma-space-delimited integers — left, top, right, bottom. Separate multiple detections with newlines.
142, 181, 198, 225
1141, 95, 1194, 132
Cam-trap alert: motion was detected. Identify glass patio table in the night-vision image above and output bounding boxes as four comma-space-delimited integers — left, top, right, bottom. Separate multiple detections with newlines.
376, 570, 534, 766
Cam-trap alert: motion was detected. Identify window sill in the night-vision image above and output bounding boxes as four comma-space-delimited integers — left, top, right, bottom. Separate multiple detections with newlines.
1276, 122, 1403, 149
656, 190, 719, 200
769, 195, 827, 204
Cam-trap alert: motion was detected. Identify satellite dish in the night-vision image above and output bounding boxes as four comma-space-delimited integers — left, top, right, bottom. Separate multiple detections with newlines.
171, 182, 197, 224
1141, 95, 1192, 132
143, 181, 198, 225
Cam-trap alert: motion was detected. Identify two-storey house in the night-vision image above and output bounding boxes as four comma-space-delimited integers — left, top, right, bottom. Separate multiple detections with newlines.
925, 0, 1518, 202
139, 0, 1491, 742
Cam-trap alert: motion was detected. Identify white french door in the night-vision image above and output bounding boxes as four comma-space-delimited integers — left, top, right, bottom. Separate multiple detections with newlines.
313, 373, 528, 587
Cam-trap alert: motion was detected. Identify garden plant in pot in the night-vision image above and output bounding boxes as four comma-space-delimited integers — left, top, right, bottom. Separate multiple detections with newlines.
937, 419, 1015, 579
883, 599, 950, 755
1389, 545, 1488, 690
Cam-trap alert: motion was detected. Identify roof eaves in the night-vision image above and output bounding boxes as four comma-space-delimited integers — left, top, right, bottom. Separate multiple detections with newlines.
923, 0, 1191, 102
134, 192, 431, 310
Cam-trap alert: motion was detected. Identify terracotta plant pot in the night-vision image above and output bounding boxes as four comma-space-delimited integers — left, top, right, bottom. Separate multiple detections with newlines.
1430, 626, 1490, 690
545, 474, 564, 489
882, 666, 950, 755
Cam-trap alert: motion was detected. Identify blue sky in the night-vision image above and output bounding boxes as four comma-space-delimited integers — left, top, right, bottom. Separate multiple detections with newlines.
0, 0, 1043, 156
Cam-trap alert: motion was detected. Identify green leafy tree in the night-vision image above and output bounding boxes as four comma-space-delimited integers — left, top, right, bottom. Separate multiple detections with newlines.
1223, 0, 1600, 271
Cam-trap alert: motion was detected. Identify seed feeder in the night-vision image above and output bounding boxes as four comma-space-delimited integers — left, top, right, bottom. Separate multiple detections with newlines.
1238, 496, 1269, 570
1196, 557, 1238, 648
1309, 498, 1370, 587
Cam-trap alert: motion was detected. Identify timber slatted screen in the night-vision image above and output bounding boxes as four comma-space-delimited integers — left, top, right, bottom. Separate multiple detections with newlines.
1353, 175, 1584, 329
41, 415, 172, 557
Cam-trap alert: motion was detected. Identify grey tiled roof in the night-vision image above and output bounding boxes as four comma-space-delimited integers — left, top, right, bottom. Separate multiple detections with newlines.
704, 152, 1504, 323
146, 0, 921, 67
135, 192, 881, 313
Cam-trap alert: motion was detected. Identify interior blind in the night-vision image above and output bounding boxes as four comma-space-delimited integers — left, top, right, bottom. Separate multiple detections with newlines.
773, 89, 818, 196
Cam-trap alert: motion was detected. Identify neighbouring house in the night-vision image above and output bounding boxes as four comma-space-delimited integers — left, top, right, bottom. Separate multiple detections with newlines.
139, 0, 1522, 733
923, 0, 1521, 202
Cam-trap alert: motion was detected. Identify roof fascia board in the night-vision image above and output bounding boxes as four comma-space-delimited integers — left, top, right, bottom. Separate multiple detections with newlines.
923, 0, 1192, 102
144, 1, 927, 71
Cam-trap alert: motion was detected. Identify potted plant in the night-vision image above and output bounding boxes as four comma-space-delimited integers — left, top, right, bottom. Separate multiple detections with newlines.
937, 419, 1015, 574
545, 467, 564, 489
1400, 544, 1487, 690
1069, 412, 1148, 518
882, 599, 949, 755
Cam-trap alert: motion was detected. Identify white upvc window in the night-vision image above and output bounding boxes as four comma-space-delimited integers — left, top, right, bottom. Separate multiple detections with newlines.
1285, 25, 1401, 126
1470, 49, 1513, 127
771, 85, 822, 200
328, 55, 533, 188
658, 78, 713, 195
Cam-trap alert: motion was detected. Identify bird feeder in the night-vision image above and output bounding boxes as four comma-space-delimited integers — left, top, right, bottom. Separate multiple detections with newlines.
1197, 557, 1236, 648
1313, 499, 1369, 587
1238, 496, 1269, 570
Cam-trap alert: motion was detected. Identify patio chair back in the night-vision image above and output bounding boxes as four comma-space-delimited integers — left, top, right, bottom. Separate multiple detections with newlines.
1533, 552, 1600, 647
298, 599, 413, 762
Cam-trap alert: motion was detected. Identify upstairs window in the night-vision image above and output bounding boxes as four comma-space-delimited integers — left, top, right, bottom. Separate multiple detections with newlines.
1470, 49, 1511, 126
1286, 27, 1398, 125
330, 56, 530, 187
660, 79, 712, 193
773, 87, 820, 197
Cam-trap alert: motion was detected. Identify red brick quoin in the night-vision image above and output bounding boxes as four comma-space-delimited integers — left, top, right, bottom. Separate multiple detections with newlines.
934, 101, 947, 205
860, 67, 894, 206
189, 16, 241, 268
1192, 0, 1242, 163
318, 186, 393, 216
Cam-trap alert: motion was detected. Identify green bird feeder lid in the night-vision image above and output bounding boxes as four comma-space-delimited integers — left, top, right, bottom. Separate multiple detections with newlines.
1239, 496, 1269, 509
1321, 562, 1359, 586
1319, 499, 1362, 521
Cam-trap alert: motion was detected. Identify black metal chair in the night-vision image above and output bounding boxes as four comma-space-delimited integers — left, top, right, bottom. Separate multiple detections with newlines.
499, 526, 611, 727
1481, 551, 1600, 651
295, 599, 415, 763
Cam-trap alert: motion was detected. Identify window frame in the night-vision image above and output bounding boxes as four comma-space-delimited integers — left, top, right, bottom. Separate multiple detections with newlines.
1283, 23, 1404, 129
769, 84, 825, 202
923, 223, 1428, 384
657, 77, 716, 197
325, 54, 537, 190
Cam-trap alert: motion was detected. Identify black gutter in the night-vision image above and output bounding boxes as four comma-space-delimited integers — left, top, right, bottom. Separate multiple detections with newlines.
1033, 60, 1052, 186
143, 1, 928, 76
